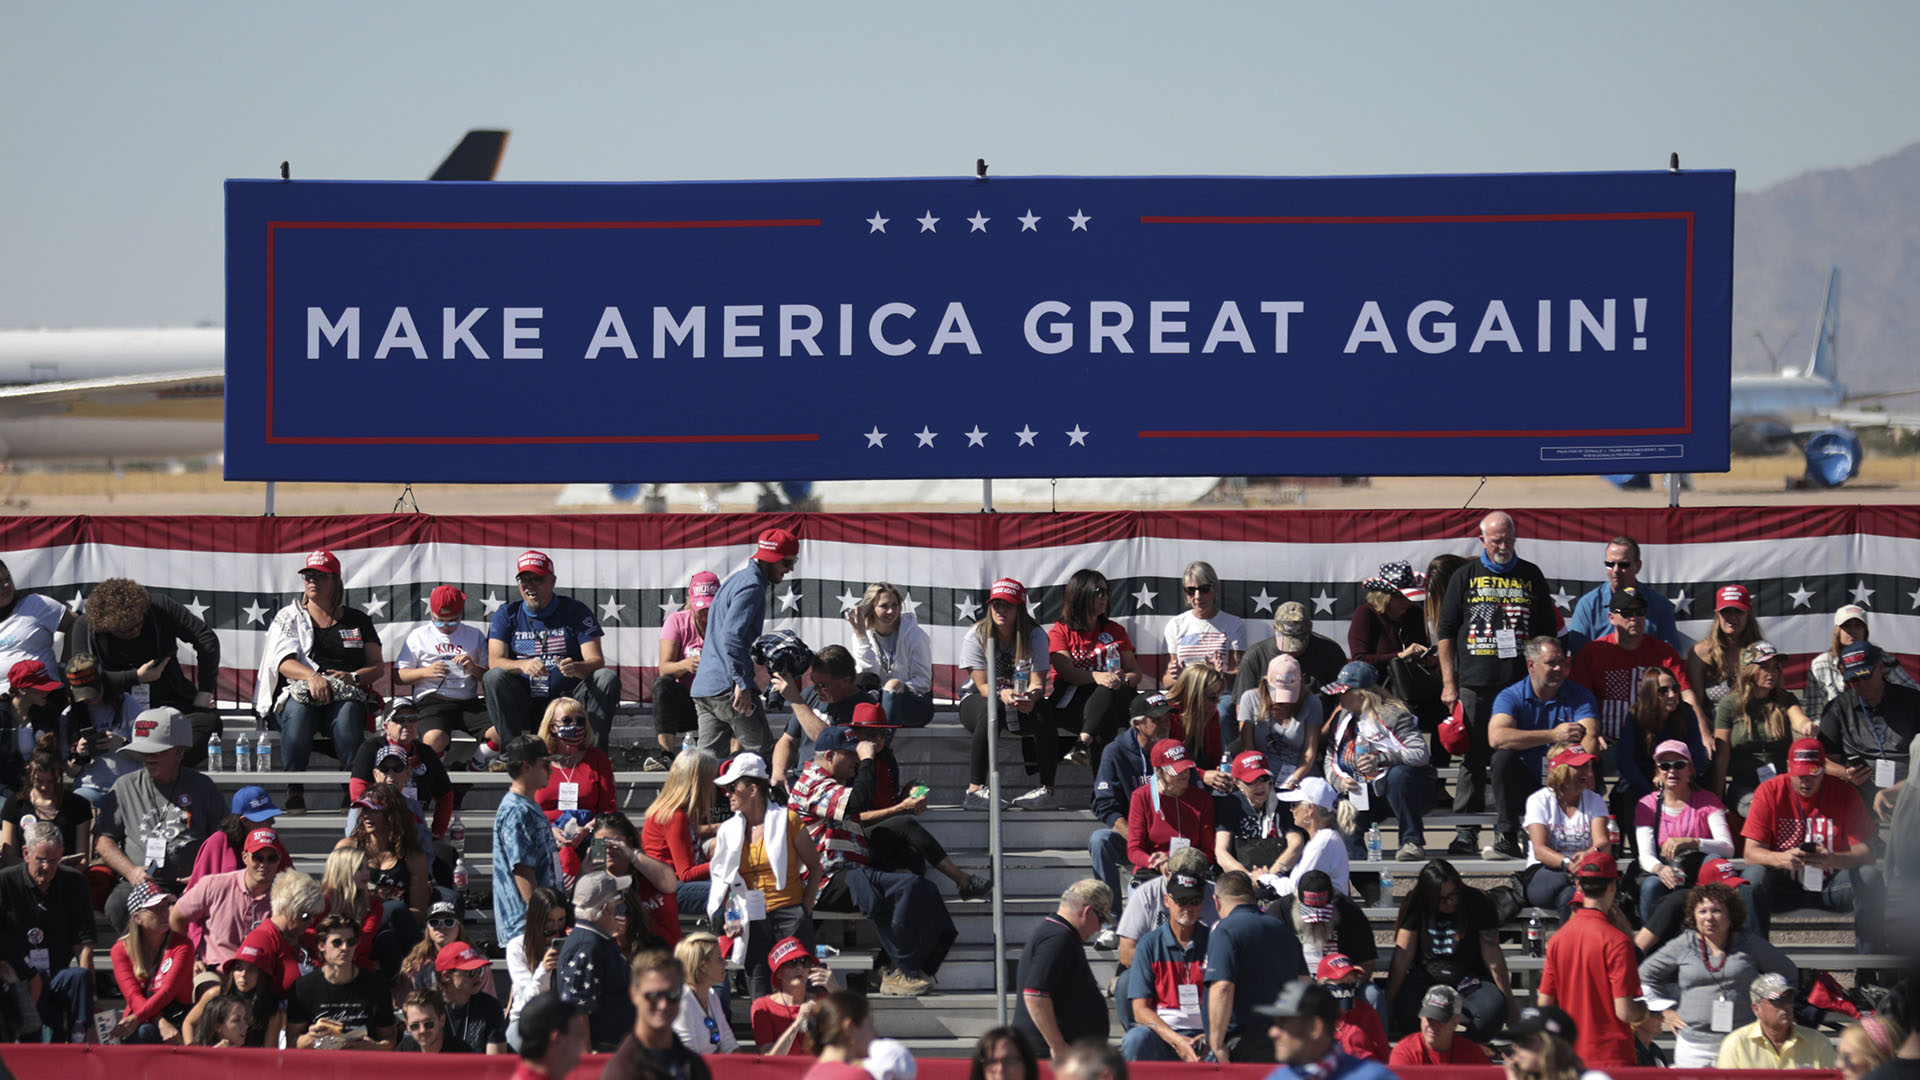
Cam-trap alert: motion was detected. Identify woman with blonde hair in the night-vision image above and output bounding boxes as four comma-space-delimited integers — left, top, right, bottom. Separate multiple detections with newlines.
1283, 776, 1357, 897
847, 581, 934, 728
672, 931, 740, 1054
642, 747, 719, 916
1837, 1015, 1905, 1080
1320, 662, 1435, 863
108, 883, 194, 1042
534, 697, 615, 881
1234, 653, 1324, 789
1520, 745, 1611, 919
1804, 604, 1920, 724
319, 844, 396, 978
397, 898, 472, 998
1686, 584, 1764, 710
1711, 641, 1811, 811
1166, 663, 1231, 792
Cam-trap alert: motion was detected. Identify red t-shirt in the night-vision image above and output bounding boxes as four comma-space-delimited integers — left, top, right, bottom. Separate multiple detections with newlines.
538, 748, 617, 819
233, 918, 306, 997
1048, 619, 1133, 672
111, 936, 196, 1022
1168, 711, 1225, 770
1125, 781, 1215, 868
750, 994, 815, 1054
641, 808, 711, 881
1570, 634, 1690, 741
1335, 1001, 1390, 1061
1741, 774, 1875, 852
1538, 907, 1641, 1068
1388, 1032, 1492, 1066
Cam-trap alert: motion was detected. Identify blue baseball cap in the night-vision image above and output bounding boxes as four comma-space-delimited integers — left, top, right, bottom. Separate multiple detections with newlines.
813, 725, 861, 755
231, 785, 282, 822
1323, 661, 1379, 695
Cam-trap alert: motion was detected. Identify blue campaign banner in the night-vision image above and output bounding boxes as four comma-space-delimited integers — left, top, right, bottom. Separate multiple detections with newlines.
223, 171, 1733, 483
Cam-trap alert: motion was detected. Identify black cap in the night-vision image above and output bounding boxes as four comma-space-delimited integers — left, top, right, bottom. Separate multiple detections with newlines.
501, 735, 552, 767
1608, 586, 1648, 615
1505, 1004, 1578, 1045
1130, 692, 1173, 719
1166, 871, 1204, 904
1254, 978, 1339, 1024
516, 990, 585, 1055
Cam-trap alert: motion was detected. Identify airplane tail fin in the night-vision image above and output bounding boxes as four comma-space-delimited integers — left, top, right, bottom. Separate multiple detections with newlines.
1800, 267, 1840, 381
429, 130, 510, 181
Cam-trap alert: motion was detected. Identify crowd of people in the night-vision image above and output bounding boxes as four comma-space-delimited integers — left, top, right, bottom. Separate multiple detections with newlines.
0, 518, 1914, 1077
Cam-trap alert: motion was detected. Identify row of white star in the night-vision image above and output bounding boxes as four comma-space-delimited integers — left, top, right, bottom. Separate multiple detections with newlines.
69, 577, 1903, 630
864, 425, 1089, 448
865, 209, 1091, 234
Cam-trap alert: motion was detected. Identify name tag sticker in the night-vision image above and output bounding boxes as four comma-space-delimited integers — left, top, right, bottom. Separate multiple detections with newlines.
1495, 628, 1518, 658
557, 782, 580, 811
144, 836, 166, 866
742, 889, 768, 920
1348, 780, 1371, 811
1876, 758, 1896, 788
1711, 996, 1734, 1033
1801, 865, 1825, 892
1755, 763, 1777, 782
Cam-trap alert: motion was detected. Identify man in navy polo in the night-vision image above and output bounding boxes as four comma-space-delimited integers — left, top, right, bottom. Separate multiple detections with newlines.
690, 528, 799, 760
1205, 870, 1305, 1064
484, 550, 620, 748
1121, 870, 1212, 1062
1484, 636, 1598, 858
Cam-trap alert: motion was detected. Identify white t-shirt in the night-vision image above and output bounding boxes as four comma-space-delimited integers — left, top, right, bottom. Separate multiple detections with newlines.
1289, 826, 1350, 896
0, 593, 66, 693
395, 623, 487, 701
1522, 787, 1610, 867
1162, 610, 1247, 678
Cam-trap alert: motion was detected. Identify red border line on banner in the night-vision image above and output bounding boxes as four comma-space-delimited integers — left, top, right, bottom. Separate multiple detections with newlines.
261, 218, 822, 446
1136, 210, 1696, 440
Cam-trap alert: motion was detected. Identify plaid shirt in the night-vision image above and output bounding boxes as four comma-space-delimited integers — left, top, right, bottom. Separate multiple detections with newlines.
788, 761, 869, 873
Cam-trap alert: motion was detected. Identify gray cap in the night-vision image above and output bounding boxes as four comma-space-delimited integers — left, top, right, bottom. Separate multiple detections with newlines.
1419, 984, 1463, 1021
127, 707, 190, 754
573, 870, 620, 912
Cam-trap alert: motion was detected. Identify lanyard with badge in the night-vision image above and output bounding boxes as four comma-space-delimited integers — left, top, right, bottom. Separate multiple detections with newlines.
1849, 691, 1901, 789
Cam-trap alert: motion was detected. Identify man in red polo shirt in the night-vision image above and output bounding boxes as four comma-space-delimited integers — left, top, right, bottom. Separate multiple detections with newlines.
1738, 737, 1884, 951
1536, 851, 1645, 1069
1388, 985, 1491, 1066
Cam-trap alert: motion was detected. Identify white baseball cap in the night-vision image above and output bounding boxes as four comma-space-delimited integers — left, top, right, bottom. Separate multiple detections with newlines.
1277, 776, 1338, 811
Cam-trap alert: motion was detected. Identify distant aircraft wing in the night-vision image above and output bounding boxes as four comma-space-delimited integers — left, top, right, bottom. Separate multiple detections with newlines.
1818, 408, 1920, 432
0, 369, 224, 419
429, 130, 510, 181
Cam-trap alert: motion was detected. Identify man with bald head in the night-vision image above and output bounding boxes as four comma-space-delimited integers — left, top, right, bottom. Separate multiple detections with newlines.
1436, 511, 1559, 855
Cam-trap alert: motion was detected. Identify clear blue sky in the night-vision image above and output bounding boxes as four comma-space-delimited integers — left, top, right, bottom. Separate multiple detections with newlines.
4, 1, 1917, 327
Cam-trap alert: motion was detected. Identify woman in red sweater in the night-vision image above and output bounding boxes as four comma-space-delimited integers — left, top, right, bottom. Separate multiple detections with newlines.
641, 747, 719, 917
1126, 739, 1216, 876
535, 698, 616, 881
110, 883, 196, 1043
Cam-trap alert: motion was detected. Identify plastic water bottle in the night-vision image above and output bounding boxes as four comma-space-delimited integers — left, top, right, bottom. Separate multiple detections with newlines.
1366, 823, 1383, 863
1380, 865, 1394, 898
1526, 916, 1543, 957
206, 732, 223, 772
1104, 646, 1121, 674
1013, 656, 1032, 690
452, 858, 469, 898
234, 731, 252, 774
255, 731, 273, 772
448, 814, 466, 855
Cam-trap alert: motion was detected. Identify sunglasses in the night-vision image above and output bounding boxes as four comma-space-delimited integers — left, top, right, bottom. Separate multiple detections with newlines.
1090, 586, 1109, 596
1603, 560, 1635, 569
640, 988, 683, 1006
1656, 684, 1680, 695
407, 1019, 438, 1032
428, 917, 458, 930
431, 617, 461, 627
1184, 585, 1213, 595
1656, 759, 1690, 771
247, 847, 283, 863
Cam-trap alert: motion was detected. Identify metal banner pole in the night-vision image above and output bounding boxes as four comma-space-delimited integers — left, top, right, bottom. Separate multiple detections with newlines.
985, 631, 1007, 1024
263, 481, 276, 516
982, 478, 994, 513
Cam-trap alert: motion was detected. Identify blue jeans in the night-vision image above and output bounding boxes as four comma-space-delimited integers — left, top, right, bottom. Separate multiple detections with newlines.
1525, 866, 1579, 919
1122, 1023, 1203, 1061
278, 698, 368, 771
880, 688, 935, 729
37, 967, 93, 1043
1640, 873, 1679, 920
1346, 765, 1438, 847
1090, 826, 1128, 910
675, 880, 711, 918
1742, 863, 1884, 951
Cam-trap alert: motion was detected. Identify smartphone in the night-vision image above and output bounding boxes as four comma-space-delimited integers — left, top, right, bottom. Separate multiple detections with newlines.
909, 782, 930, 799
1798, 841, 1818, 854
588, 837, 608, 869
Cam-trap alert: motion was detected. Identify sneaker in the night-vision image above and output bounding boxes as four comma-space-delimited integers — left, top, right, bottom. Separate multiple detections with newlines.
640, 750, 673, 773
1483, 832, 1525, 859
880, 970, 934, 997
1010, 786, 1057, 810
963, 788, 994, 811
1447, 826, 1480, 855
1066, 743, 1090, 768
1093, 927, 1119, 950
283, 786, 306, 814
958, 873, 993, 901
1395, 841, 1425, 862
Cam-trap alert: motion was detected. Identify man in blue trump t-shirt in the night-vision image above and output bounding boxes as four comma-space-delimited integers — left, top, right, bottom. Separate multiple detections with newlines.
1257, 978, 1398, 1080
484, 549, 620, 748
689, 528, 801, 759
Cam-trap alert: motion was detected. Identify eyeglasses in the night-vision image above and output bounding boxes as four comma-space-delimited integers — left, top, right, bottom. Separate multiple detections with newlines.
1184, 585, 1212, 595
1603, 560, 1635, 569
324, 937, 358, 950
640, 988, 684, 1007
428, 917, 458, 930
1656, 759, 1690, 771
406, 1019, 438, 1032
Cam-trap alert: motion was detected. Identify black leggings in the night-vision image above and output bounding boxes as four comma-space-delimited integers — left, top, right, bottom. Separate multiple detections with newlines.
1053, 683, 1134, 752
959, 694, 1059, 786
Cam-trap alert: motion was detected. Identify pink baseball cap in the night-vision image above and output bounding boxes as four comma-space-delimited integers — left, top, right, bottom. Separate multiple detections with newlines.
1265, 653, 1302, 703
1652, 740, 1693, 765
517, 550, 555, 578
688, 571, 721, 610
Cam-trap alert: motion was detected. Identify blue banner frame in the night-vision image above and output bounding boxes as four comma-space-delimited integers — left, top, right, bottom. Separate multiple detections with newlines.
223, 172, 1733, 482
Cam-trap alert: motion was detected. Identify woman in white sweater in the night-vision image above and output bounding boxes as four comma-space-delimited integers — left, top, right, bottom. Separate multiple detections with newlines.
847, 583, 934, 728
504, 886, 568, 1035
673, 932, 740, 1054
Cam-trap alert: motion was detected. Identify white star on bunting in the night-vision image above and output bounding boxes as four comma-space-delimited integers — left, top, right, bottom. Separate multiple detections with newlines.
184, 596, 209, 621
965, 426, 988, 447
483, 591, 506, 615
915, 428, 937, 448
1026, 599, 1042, 620
836, 589, 861, 613
1250, 588, 1278, 615
1788, 583, 1814, 609
70, 590, 84, 611
954, 595, 982, 622
777, 588, 801, 613
1310, 590, 1336, 615
1068, 209, 1091, 231
1909, 586, 1920, 610
899, 593, 921, 618
602, 598, 628, 622
1131, 584, 1158, 611
1066, 425, 1089, 446
361, 595, 388, 618
917, 211, 939, 233
1671, 591, 1692, 616
967, 211, 989, 233
242, 599, 269, 626
656, 599, 681, 618
864, 427, 887, 448
1550, 587, 1573, 611
1850, 581, 1875, 606
1015, 426, 1037, 447
1018, 210, 1040, 232
866, 212, 889, 234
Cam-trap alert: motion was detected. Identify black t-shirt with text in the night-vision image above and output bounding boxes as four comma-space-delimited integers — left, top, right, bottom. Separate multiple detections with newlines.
309, 608, 382, 674
288, 968, 394, 1040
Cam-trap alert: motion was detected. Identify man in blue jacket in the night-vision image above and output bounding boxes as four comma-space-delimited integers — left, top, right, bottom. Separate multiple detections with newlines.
689, 528, 799, 759
1089, 693, 1171, 935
